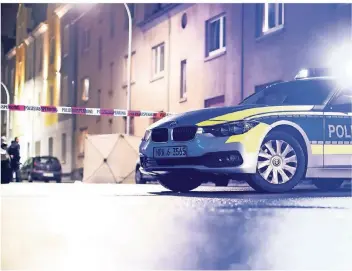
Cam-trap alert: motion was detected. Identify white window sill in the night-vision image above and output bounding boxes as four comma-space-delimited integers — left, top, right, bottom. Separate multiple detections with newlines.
205, 48, 226, 62
150, 74, 165, 83
179, 97, 187, 103
256, 25, 285, 42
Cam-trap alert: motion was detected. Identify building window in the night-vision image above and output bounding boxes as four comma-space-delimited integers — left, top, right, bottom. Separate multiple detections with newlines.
82, 28, 91, 53
61, 76, 68, 105
204, 95, 225, 108
98, 37, 103, 70
206, 14, 226, 57
35, 141, 41, 156
48, 137, 53, 156
79, 128, 88, 155
152, 43, 165, 77
49, 86, 54, 105
63, 24, 69, 57
256, 3, 284, 37
50, 37, 55, 64
61, 133, 66, 164
110, 9, 115, 38
180, 60, 187, 99
82, 77, 90, 101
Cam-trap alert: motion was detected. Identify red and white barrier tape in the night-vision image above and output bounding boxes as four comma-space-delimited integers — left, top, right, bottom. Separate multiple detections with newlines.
0, 104, 173, 118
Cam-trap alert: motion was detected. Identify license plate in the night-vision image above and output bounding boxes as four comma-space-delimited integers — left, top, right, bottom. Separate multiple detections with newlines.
43, 173, 54, 177
153, 146, 188, 158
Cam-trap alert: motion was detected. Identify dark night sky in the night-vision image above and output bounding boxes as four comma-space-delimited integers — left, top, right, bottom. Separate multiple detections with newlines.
1, 3, 18, 37
1, 3, 18, 55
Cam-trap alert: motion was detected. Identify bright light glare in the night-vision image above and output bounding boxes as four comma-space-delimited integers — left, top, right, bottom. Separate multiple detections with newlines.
295, 69, 309, 79
327, 42, 352, 86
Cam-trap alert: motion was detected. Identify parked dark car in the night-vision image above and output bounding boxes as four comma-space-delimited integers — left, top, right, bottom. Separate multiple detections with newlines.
20, 156, 62, 183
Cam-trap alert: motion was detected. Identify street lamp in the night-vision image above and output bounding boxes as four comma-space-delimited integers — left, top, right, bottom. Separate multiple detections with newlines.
124, 3, 132, 136
1, 81, 10, 141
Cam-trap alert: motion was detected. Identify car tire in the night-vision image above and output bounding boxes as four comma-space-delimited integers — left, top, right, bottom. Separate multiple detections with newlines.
56, 178, 62, 183
135, 166, 146, 184
312, 179, 344, 191
28, 173, 33, 182
247, 131, 306, 193
215, 177, 230, 187
159, 174, 202, 193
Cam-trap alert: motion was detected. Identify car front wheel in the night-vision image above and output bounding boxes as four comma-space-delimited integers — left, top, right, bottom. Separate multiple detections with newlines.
247, 131, 306, 193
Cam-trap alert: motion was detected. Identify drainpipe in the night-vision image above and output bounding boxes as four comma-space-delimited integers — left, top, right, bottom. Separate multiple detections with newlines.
124, 3, 132, 136
240, 4, 245, 102
167, 12, 171, 112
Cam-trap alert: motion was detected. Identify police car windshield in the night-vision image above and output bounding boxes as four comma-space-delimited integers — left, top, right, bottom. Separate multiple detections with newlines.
241, 79, 336, 106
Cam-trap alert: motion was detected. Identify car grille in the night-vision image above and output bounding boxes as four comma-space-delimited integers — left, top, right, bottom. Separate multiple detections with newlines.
172, 126, 197, 141
151, 128, 168, 142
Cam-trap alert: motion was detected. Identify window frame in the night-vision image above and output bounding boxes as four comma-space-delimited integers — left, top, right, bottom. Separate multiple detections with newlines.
206, 14, 226, 57
81, 77, 90, 102
260, 3, 284, 36
63, 24, 70, 58
152, 43, 165, 78
180, 59, 187, 99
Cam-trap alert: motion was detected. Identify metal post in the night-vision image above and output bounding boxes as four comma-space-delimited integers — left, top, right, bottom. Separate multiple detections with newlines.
1, 81, 10, 141
124, 3, 132, 135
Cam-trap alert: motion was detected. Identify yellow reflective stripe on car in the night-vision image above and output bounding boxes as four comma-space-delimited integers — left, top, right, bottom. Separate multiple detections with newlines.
324, 145, 352, 155
311, 144, 324, 155
311, 144, 352, 155
225, 123, 270, 153
197, 105, 314, 127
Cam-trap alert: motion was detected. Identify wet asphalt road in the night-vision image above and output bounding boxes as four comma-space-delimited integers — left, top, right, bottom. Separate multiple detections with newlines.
1, 182, 352, 270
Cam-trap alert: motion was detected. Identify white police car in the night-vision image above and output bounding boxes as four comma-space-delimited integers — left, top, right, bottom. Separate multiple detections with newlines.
139, 69, 352, 193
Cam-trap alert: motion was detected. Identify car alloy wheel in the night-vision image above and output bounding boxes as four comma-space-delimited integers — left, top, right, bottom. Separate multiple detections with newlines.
257, 139, 298, 185
247, 131, 306, 193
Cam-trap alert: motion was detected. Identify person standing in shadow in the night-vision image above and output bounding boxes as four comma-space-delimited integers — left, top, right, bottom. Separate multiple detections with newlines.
7, 137, 21, 182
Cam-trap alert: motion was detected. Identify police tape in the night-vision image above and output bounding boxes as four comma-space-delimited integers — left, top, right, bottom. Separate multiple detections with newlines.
0, 103, 174, 118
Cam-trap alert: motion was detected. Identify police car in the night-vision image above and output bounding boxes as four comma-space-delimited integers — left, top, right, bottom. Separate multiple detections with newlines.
139, 69, 352, 193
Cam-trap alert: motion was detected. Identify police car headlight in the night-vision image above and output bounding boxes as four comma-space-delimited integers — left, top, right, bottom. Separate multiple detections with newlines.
197, 120, 260, 137
142, 130, 152, 141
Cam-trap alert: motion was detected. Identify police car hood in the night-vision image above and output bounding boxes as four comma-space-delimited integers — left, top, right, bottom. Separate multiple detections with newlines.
148, 104, 314, 129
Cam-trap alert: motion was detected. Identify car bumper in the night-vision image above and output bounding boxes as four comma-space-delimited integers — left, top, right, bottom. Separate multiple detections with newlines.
31, 171, 62, 180
139, 130, 266, 175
